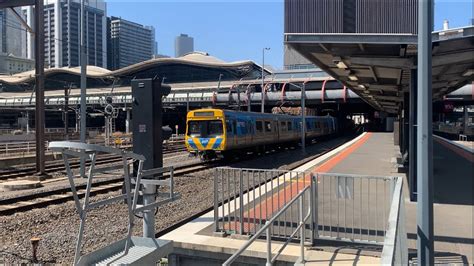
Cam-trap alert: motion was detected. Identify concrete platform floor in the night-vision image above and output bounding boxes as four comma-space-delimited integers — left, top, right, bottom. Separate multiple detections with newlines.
161, 132, 473, 265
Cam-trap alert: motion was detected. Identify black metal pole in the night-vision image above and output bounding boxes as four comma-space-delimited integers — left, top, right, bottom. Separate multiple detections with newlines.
35, 0, 45, 175
64, 86, 69, 140
409, 69, 417, 201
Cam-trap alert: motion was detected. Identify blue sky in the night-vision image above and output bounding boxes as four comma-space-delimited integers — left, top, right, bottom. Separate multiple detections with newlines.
108, 0, 473, 70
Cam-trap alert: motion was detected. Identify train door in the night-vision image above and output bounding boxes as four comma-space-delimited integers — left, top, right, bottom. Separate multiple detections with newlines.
225, 118, 235, 149
235, 119, 246, 147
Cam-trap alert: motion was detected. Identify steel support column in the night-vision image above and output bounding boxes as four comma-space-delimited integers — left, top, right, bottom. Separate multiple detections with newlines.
34, 0, 45, 175
402, 92, 409, 155
409, 69, 418, 201
417, 0, 434, 264
143, 184, 156, 238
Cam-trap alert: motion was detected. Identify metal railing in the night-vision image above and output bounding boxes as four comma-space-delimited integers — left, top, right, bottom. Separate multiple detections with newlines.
214, 167, 312, 241
381, 176, 408, 265
316, 173, 394, 244
48, 141, 179, 265
213, 167, 407, 265
0, 138, 132, 158
0, 141, 52, 157
223, 186, 311, 266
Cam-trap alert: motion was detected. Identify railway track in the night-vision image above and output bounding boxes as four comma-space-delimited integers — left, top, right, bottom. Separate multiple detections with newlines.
0, 143, 187, 182
0, 160, 219, 216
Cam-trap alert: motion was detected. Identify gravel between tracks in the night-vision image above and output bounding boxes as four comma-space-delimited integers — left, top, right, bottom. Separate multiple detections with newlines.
0, 136, 351, 264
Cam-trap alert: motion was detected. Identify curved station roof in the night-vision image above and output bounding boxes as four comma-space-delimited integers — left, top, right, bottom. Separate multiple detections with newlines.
0, 52, 269, 92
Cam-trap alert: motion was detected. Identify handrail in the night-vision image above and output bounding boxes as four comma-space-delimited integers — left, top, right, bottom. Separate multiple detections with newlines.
223, 186, 311, 266
381, 177, 407, 265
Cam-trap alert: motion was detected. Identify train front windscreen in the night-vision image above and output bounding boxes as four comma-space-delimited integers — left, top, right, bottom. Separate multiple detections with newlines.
187, 120, 223, 138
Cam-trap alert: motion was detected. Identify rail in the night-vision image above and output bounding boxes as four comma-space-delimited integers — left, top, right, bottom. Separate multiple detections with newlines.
381, 176, 408, 265
222, 186, 311, 266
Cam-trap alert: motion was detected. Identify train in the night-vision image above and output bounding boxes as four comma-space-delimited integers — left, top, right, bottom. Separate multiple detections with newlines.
185, 108, 339, 160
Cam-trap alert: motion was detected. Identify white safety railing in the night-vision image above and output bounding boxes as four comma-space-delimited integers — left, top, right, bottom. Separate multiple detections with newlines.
213, 168, 407, 265
0, 138, 132, 158
316, 173, 394, 244
48, 141, 179, 265
0, 141, 52, 157
223, 186, 311, 266
381, 176, 408, 265
214, 168, 313, 241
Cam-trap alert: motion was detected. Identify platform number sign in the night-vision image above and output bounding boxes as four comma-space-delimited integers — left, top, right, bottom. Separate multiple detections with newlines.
337, 176, 353, 199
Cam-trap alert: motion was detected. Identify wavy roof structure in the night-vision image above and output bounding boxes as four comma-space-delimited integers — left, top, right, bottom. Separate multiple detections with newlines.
0, 52, 269, 92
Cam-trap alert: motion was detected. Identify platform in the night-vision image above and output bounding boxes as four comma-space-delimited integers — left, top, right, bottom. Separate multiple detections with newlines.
161, 133, 392, 265
160, 132, 473, 265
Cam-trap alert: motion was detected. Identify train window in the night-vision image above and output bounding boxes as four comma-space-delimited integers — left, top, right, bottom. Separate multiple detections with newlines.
188, 121, 204, 136
187, 120, 223, 137
256, 121, 263, 132
288, 121, 293, 131
265, 121, 272, 132
280, 121, 286, 131
209, 121, 223, 136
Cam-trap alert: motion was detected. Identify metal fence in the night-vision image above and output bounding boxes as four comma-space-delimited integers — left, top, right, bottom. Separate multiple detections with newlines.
213, 167, 313, 243
214, 168, 396, 245
0, 138, 132, 158
316, 173, 394, 244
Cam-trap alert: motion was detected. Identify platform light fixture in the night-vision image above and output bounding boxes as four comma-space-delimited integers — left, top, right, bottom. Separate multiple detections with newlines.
348, 72, 358, 81
462, 69, 474, 76
333, 56, 348, 69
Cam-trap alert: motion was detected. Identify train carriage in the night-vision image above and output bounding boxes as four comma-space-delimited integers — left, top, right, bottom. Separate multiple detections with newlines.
186, 108, 338, 160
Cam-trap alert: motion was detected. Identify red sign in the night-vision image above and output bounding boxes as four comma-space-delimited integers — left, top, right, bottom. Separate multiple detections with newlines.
443, 102, 454, 113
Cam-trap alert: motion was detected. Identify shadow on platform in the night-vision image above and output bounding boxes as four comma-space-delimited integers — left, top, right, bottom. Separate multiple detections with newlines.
433, 140, 474, 206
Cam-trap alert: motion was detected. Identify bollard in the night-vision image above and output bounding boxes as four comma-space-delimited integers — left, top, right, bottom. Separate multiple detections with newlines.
265, 221, 272, 266
30, 237, 41, 263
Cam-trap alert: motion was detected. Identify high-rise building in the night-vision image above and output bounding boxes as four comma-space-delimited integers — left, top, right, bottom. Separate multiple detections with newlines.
22, 0, 107, 68
0, 7, 26, 58
145, 25, 157, 56
175, 34, 193, 57
107, 16, 155, 70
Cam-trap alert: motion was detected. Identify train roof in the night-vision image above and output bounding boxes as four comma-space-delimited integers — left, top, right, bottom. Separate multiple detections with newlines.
188, 108, 335, 120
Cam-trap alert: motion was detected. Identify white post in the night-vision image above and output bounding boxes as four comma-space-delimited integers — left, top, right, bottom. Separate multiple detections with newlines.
265, 221, 272, 266
125, 109, 130, 134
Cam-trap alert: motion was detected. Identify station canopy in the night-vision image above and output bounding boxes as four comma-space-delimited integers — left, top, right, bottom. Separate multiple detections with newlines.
0, 52, 269, 92
285, 26, 474, 113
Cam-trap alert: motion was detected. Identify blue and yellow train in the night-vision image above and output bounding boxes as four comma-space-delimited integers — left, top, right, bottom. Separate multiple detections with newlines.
185, 108, 338, 160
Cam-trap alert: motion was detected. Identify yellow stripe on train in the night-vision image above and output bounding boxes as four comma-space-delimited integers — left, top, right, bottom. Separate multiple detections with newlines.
190, 137, 222, 150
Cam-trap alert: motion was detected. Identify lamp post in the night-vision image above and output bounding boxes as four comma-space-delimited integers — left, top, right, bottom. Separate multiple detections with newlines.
261, 48, 270, 113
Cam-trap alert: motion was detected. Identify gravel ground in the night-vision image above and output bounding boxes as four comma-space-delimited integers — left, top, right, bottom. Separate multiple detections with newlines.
0, 136, 351, 264
0, 151, 196, 200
